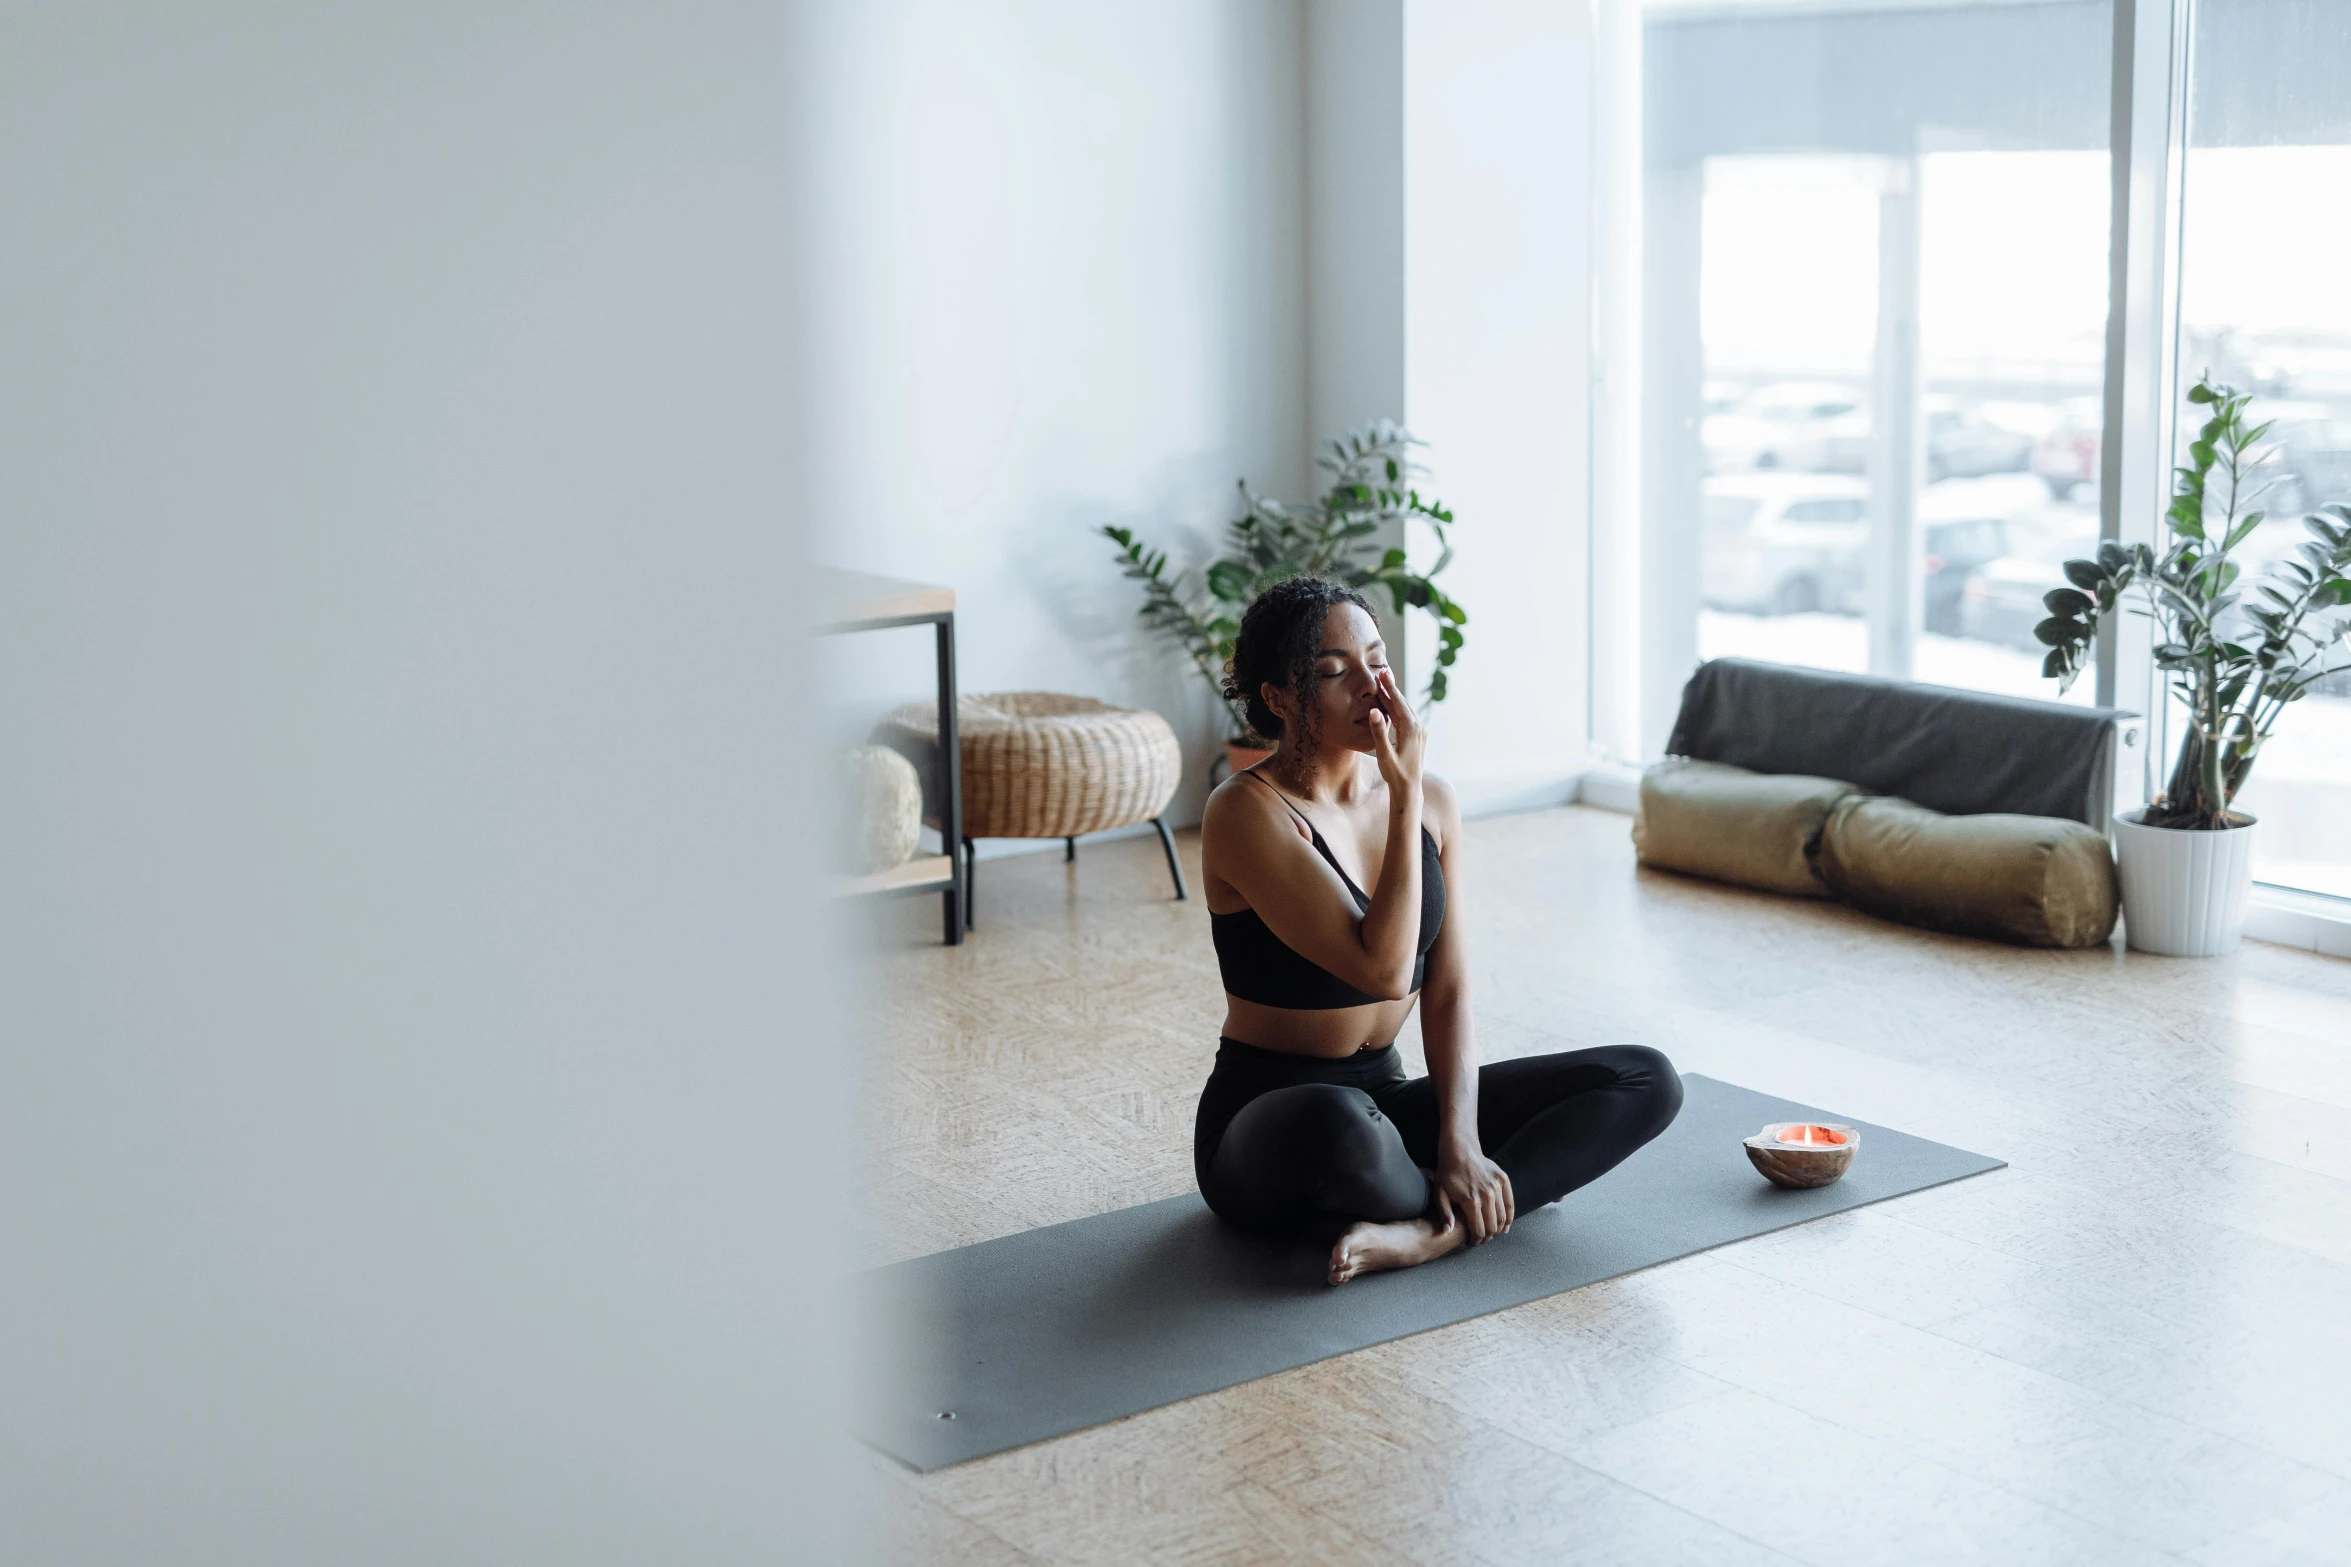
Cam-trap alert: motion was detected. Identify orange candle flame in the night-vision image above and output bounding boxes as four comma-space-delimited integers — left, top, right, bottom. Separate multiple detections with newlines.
1775, 1123, 1847, 1147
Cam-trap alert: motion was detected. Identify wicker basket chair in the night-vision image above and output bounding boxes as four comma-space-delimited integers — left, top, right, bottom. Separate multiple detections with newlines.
871, 692, 1186, 929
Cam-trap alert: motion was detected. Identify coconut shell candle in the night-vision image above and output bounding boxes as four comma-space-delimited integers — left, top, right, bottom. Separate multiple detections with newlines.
1744, 1121, 1858, 1189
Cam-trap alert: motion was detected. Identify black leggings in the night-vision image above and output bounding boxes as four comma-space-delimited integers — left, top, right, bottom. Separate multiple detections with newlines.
1194, 1038, 1683, 1234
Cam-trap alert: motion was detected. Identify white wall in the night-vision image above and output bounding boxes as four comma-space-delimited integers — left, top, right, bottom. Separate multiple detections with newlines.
1306, 0, 1407, 445
1303, 1, 1597, 814
1404, 1, 1596, 812
800, 0, 1309, 825
802, 1, 1597, 826
0, 5, 848, 1561
1302, 0, 1418, 722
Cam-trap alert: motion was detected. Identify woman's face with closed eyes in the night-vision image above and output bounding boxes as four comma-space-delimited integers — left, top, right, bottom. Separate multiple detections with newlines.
1264, 603, 1391, 754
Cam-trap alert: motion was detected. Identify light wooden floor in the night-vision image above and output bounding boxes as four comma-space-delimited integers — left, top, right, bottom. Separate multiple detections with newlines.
853, 805, 2351, 1565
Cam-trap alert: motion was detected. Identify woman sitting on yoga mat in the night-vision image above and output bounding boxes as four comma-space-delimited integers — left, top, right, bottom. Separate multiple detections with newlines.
1197, 577, 1684, 1285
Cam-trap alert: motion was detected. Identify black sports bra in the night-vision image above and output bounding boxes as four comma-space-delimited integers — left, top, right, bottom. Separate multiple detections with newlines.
1210, 770, 1446, 1009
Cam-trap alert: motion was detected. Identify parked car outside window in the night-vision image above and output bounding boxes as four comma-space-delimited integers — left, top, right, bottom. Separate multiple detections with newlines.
1922, 516, 2009, 634
1701, 381, 1865, 474
1708, 384, 2044, 482
2029, 395, 2102, 501
1706, 473, 2027, 628
2260, 408, 2351, 517
1701, 473, 1870, 615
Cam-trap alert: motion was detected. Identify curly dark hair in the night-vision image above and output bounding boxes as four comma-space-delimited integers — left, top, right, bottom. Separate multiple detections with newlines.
1220, 576, 1378, 756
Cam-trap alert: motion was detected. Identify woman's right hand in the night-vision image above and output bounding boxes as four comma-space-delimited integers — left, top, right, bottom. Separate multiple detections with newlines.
1366, 667, 1425, 798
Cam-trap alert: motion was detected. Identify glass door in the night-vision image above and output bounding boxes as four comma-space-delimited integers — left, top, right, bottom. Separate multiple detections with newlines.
2173, 0, 2351, 897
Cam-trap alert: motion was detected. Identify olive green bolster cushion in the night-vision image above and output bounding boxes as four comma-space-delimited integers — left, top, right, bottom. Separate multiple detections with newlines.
1815, 794, 2119, 949
1633, 758, 1862, 898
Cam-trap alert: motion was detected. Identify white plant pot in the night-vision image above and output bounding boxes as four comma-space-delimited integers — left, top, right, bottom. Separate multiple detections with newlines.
2113, 807, 2259, 957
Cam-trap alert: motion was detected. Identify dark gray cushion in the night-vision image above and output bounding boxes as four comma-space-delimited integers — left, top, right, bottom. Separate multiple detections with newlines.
1666, 658, 2127, 826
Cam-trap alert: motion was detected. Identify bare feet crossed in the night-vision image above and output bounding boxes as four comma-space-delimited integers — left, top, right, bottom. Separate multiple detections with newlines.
1326, 1212, 1466, 1285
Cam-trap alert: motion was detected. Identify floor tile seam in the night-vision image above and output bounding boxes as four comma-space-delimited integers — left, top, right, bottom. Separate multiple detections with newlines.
1728, 1042, 2230, 1134
2017, 1128, 2351, 1195
2229, 1074, 2351, 1115
879, 1033, 1213, 1071
2170, 1476, 2351, 1557
2182, 983, 2351, 1028
1909, 1296, 2351, 1465
865, 1122, 1166, 1169
1878, 1208, 2351, 1343
905, 1460, 1201, 1552
1234, 1503, 1428, 1567
1392, 1351, 1750, 1459
2177, 1485, 2351, 1567
2239, 1008, 2351, 1053
1613, 1296, 2261, 1559
885, 1472, 1050, 1563
1909, 1307, 2351, 1492
1844, 1204, 2334, 1337
1451, 1499, 1815, 1567
2228, 1144, 2351, 1197
1860, 1200, 2055, 1260
903, 1117, 1190, 1179
1221, 1478, 1431, 1567
1705, 1238, 2030, 1336
1420, 1370, 1751, 1463
1707, 1238, 2351, 1478
2186, 1196, 2351, 1272
1296, 1413, 1819, 1567
1625, 990, 2183, 1129
1258, 1363, 1778, 1559
1865, 1169, 2322, 1277
1799, 1191, 2220, 1290
1700, 953, 2226, 1024
1512, 1429, 2002, 1567
1769, 986, 2217, 1058
874, 1052, 1213, 1090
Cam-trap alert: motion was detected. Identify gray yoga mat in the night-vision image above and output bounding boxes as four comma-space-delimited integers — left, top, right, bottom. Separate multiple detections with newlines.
857, 1074, 2002, 1470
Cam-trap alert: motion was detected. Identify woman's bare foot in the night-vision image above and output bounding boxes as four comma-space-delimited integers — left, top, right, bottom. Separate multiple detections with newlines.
1327, 1214, 1466, 1285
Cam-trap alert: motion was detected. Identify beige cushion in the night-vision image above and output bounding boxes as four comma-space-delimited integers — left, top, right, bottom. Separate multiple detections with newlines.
1633, 758, 1860, 898
838, 745, 924, 874
1816, 794, 2118, 949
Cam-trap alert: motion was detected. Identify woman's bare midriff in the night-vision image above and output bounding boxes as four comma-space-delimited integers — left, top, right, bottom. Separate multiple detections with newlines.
1220, 990, 1420, 1058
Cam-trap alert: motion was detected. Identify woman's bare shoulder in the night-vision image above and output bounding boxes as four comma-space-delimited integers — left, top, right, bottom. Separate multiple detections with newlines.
1203, 769, 1306, 847
1422, 772, 1461, 849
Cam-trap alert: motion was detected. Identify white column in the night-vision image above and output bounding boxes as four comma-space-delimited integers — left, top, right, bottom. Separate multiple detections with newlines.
1305, 0, 1597, 809
1589, 0, 1646, 767
1304, 0, 1411, 670
1642, 160, 1705, 757
1866, 152, 1925, 680
2104, 0, 2191, 806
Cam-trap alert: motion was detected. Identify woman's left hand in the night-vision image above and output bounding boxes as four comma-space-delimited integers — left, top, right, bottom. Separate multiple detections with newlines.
1435, 1144, 1514, 1245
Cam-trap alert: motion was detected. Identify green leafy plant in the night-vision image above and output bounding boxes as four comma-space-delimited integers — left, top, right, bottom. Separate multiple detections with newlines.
1101, 421, 1468, 740
2039, 376, 2351, 829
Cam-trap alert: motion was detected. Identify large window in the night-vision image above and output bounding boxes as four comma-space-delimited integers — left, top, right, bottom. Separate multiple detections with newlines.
1610, 0, 2351, 903
2174, 0, 2351, 897
1644, 0, 2113, 705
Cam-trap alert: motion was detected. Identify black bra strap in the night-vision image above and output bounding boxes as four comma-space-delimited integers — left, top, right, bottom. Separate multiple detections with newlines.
1242, 766, 1315, 832
1244, 768, 1368, 902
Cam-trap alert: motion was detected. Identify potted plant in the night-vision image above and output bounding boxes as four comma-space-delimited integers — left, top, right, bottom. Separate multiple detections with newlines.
1102, 421, 1469, 779
2039, 376, 2351, 955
